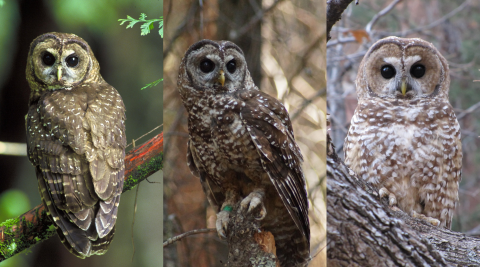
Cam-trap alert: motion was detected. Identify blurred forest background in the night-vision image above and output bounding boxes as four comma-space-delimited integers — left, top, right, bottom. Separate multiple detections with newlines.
0, 1, 163, 267
327, 0, 480, 234
163, 0, 326, 266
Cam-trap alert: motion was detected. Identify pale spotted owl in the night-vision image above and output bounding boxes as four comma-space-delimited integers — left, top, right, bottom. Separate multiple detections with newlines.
344, 37, 462, 229
177, 40, 310, 266
26, 32, 126, 257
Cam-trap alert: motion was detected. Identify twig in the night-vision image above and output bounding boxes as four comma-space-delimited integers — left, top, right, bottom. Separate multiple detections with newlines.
387, 0, 470, 37
126, 124, 163, 148
230, 0, 284, 41
291, 87, 327, 120
365, 0, 403, 35
456, 101, 480, 120
163, 228, 217, 247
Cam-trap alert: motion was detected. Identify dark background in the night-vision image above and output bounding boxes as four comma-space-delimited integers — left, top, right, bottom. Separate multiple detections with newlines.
0, 0, 163, 266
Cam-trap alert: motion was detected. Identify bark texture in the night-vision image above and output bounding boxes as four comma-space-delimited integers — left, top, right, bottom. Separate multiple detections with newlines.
327, 132, 480, 266
227, 203, 279, 267
326, 0, 355, 41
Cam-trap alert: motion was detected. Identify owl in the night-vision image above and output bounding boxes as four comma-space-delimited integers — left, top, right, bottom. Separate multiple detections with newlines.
344, 37, 462, 229
177, 39, 310, 266
25, 32, 126, 258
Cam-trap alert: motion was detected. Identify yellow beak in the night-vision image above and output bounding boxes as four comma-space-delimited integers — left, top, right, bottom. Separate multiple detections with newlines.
57, 66, 62, 81
217, 70, 225, 86
401, 79, 407, 96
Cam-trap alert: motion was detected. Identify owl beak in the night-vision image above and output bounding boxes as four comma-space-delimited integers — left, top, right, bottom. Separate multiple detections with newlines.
57, 66, 63, 81
217, 70, 225, 86
399, 78, 413, 96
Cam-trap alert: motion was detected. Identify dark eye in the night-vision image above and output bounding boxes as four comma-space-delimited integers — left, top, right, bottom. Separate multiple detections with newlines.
42, 52, 55, 66
381, 65, 396, 79
66, 56, 79, 67
200, 59, 215, 73
226, 60, 236, 73
410, 64, 425, 78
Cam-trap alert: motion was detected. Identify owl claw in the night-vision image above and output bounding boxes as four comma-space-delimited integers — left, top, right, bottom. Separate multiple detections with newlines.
240, 191, 266, 220
379, 187, 397, 206
216, 210, 230, 240
412, 211, 440, 227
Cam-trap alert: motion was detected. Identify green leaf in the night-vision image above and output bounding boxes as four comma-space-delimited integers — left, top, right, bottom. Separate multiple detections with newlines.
119, 13, 163, 37
0, 0, 5, 7
141, 79, 163, 90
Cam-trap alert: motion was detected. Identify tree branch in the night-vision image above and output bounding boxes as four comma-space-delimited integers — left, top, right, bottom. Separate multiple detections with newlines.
226, 202, 279, 267
326, 0, 355, 41
0, 132, 164, 262
326, 130, 480, 266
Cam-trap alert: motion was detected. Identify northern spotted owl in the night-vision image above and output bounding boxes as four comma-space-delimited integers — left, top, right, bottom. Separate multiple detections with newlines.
344, 37, 462, 229
26, 32, 126, 257
177, 40, 310, 266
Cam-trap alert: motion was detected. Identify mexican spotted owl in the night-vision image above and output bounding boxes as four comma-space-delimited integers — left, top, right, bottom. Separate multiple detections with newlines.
344, 37, 462, 229
177, 39, 310, 266
26, 32, 126, 257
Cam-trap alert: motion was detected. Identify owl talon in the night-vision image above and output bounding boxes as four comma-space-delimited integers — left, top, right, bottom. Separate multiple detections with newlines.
216, 210, 230, 239
240, 191, 266, 220
412, 211, 440, 227
379, 187, 397, 206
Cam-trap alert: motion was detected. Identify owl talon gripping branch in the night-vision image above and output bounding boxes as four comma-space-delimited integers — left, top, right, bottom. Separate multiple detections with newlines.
240, 190, 267, 220
379, 187, 397, 206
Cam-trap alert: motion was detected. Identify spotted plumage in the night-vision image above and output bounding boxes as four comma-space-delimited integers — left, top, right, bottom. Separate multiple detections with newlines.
344, 37, 462, 229
178, 39, 310, 266
26, 32, 126, 257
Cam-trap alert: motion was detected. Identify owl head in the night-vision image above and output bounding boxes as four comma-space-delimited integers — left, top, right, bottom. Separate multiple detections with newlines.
356, 36, 450, 101
177, 39, 256, 103
26, 32, 102, 102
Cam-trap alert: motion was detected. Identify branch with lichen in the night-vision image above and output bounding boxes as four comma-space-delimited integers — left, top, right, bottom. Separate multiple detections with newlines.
0, 132, 163, 262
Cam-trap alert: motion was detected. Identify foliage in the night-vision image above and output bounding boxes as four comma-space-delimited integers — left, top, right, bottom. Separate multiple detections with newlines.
119, 13, 163, 37
0, 190, 30, 222
0, 0, 4, 7
119, 13, 163, 90
141, 78, 163, 90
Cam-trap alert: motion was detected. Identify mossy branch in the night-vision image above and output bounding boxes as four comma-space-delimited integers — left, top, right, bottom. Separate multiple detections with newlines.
0, 132, 164, 262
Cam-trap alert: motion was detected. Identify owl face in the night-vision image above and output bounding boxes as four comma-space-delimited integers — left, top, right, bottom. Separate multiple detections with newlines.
182, 39, 247, 93
27, 33, 100, 94
358, 37, 448, 100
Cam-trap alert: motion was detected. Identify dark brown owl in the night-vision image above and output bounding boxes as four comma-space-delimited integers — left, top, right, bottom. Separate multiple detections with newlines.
177, 39, 310, 266
25, 32, 126, 258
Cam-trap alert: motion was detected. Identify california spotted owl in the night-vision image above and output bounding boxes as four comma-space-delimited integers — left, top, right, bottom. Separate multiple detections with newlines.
25, 32, 126, 258
344, 37, 462, 229
177, 40, 310, 266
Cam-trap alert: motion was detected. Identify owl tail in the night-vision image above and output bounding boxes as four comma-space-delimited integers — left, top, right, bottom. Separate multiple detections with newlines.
266, 208, 310, 267
36, 168, 118, 258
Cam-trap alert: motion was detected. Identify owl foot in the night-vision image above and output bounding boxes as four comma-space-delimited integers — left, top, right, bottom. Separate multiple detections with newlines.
216, 210, 230, 239
379, 187, 397, 206
240, 190, 267, 220
412, 211, 440, 227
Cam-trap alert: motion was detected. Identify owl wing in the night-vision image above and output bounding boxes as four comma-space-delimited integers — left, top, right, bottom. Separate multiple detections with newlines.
238, 90, 310, 243
27, 82, 125, 256
82, 83, 126, 237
